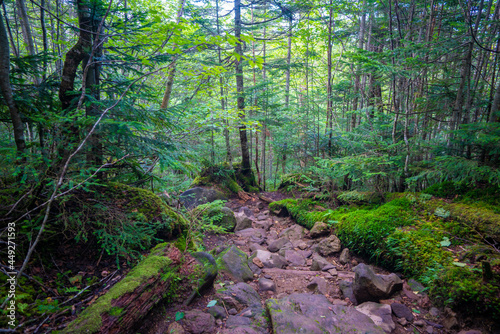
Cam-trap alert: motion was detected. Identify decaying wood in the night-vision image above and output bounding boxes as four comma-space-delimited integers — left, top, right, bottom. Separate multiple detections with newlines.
258, 194, 273, 203
62, 244, 182, 334
238, 190, 253, 201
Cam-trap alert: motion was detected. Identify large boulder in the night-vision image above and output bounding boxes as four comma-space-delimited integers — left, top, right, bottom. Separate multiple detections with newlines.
317, 234, 342, 256
216, 245, 253, 282
266, 293, 385, 334
352, 263, 403, 303
180, 187, 227, 210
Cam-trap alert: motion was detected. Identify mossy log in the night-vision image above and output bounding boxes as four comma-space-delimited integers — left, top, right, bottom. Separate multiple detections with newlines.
62, 243, 181, 334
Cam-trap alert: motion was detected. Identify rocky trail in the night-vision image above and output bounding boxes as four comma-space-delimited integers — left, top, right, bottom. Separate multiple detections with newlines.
137, 192, 483, 334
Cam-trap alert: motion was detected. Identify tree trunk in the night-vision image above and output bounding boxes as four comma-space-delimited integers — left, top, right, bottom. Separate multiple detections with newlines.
0, 3, 26, 153
234, 0, 251, 173
285, 18, 292, 108
160, 0, 186, 109
326, 0, 334, 155
62, 245, 187, 334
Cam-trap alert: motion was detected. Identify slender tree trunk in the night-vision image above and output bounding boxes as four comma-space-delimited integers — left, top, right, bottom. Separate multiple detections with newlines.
216, 0, 232, 167
234, 0, 251, 173
285, 18, 292, 108
326, 0, 334, 156
2, 2, 18, 57
160, 0, 185, 109
0, 3, 26, 153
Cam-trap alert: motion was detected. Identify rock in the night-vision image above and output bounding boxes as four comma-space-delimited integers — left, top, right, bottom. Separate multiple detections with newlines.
443, 315, 458, 330
296, 241, 309, 250
352, 263, 403, 303
249, 243, 265, 253
207, 305, 227, 319
279, 225, 305, 240
252, 257, 264, 268
266, 293, 385, 334
426, 326, 434, 334
167, 322, 185, 334
317, 235, 342, 256
458, 331, 482, 334
258, 278, 276, 292
226, 315, 252, 327
306, 277, 328, 295
228, 308, 238, 315
239, 206, 254, 218
309, 222, 330, 238
397, 317, 407, 326
216, 283, 262, 311
414, 320, 426, 326
429, 307, 439, 317
217, 245, 254, 282
328, 268, 338, 276
219, 207, 237, 231
220, 327, 260, 334
235, 228, 265, 239
299, 249, 313, 258
254, 220, 272, 231
284, 249, 306, 266
408, 278, 426, 293
257, 214, 268, 221
182, 310, 215, 334
310, 253, 335, 271
267, 238, 290, 253
391, 302, 414, 321
339, 248, 351, 264
443, 307, 458, 330
235, 212, 254, 232
180, 187, 227, 210
356, 302, 396, 333
250, 250, 287, 269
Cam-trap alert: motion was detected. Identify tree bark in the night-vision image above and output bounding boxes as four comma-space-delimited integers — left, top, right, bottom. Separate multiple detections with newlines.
234, 0, 251, 173
0, 3, 26, 153
326, 0, 334, 155
160, 0, 185, 109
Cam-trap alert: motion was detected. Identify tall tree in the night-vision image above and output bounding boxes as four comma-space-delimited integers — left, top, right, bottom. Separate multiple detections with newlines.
0, 0, 26, 153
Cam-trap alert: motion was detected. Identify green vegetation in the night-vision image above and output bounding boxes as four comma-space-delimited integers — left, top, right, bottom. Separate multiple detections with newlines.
272, 190, 500, 319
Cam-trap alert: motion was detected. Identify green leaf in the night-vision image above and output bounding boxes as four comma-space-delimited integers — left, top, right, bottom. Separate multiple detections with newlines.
207, 300, 217, 307
453, 262, 467, 267
439, 237, 451, 247
175, 311, 184, 321
412, 309, 420, 314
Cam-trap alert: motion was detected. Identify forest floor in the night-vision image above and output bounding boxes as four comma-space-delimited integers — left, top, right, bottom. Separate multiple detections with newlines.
132, 191, 488, 334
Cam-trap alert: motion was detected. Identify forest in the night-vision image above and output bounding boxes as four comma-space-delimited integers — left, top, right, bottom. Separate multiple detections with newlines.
1, 0, 500, 332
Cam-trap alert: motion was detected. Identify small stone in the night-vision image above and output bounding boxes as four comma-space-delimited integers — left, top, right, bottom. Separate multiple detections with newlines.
258, 278, 276, 292
429, 307, 439, 317
207, 305, 227, 319
458, 331, 482, 334
352, 259, 358, 266
297, 242, 308, 250
339, 248, 351, 264
328, 268, 338, 276
318, 235, 342, 256
264, 274, 271, 279
306, 277, 328, 295
397, 317, 407, 326
310, 222, 331, 238
268, 238, 290, 253
414, 320, 426, 327
252, 257, 264, 268
228, 308, 238, 315
442, 316, 458, 330
216, 319, 222, 326
426, 326, 434, 334
391, 302, 414, 321
167, 322, 185, 334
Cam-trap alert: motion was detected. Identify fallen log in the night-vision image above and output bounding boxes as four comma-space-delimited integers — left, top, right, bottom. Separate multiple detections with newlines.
62, 243, 182, 334
258, 194, 274, 203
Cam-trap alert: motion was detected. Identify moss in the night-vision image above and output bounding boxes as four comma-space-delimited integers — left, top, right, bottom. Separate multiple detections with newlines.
62, 251, 174, 333
421, 199, 500, 243
191, 176, 210, 187
337, 190, 383, 205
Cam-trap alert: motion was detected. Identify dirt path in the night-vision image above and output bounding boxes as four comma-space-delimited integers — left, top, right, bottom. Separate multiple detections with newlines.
138, 192, 475, 334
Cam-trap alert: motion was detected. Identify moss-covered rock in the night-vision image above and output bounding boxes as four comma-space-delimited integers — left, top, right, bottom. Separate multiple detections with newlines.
216, 245, 253, 282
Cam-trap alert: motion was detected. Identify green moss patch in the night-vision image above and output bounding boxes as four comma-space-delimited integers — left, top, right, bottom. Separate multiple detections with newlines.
273, 195, 500, 319
62, 246, 176, 333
